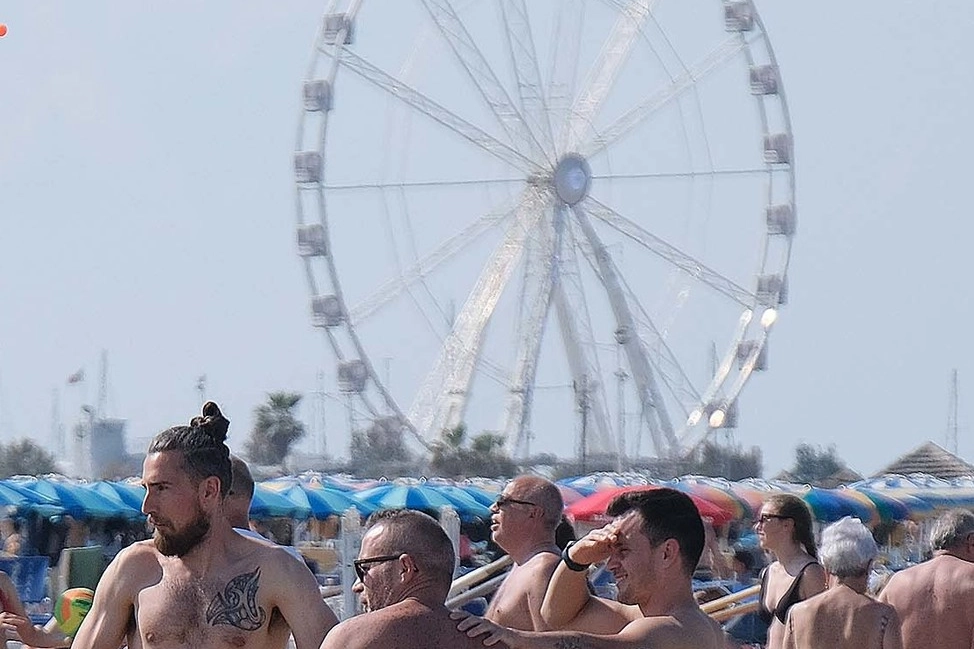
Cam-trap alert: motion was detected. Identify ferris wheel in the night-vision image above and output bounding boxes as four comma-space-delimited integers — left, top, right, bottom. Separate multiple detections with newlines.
293, 0, 795, 461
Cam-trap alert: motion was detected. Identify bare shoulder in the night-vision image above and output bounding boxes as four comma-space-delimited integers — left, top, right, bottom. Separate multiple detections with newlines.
624, 609, 723, 649
105, 540, 163, 587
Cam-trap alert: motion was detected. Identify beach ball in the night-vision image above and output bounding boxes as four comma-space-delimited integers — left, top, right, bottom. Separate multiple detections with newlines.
54, 587, 94, 637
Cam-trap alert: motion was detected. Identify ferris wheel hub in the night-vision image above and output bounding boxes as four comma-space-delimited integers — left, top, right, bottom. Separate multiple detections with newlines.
552, 153, 592, 205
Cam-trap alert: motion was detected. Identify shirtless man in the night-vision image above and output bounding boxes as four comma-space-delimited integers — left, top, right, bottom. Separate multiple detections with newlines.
878, 508, 974, 649
72, 402, 338, 649
321, 509, 502, 649
485, 476, 564, 630
456, 488, 725, 648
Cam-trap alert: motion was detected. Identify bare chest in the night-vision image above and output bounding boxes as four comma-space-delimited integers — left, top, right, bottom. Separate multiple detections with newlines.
137, 566, 282, 649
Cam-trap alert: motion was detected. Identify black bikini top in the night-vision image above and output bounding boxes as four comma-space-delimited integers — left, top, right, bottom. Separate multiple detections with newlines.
757, 561, 819, 625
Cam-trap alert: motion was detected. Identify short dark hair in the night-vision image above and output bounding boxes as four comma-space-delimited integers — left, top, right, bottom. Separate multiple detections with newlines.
364, 509, 455, 586
147, 401, 232, 497
229, 455, 255, 500
606, 488, 704, 576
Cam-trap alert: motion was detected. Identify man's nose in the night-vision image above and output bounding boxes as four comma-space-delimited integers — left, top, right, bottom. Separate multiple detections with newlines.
352, 581, 364, 594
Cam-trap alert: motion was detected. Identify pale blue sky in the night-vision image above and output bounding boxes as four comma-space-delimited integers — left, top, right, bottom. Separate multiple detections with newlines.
1, 1, 971, 477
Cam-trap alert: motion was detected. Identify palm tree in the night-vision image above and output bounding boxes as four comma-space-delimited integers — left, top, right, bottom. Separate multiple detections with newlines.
245, 392, 305, 468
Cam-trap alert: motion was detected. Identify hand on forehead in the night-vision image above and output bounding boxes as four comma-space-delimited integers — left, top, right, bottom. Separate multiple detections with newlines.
609, 510, 643, 539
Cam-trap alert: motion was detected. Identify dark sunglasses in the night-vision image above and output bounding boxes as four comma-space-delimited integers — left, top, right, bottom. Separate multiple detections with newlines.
756, 513, 792, 524
353, 554, 402, 581
494, 495, 538, 509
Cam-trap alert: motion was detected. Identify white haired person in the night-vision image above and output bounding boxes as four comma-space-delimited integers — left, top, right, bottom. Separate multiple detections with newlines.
781, 517, 902, 649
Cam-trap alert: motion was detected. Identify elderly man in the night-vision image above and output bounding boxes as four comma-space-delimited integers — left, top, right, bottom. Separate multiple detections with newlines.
321, 509, 496, 649
72, 402, 338, 649
485, 476, 564, 630
456, 488, 725, 648
878, 508, 974, 649
781, 517, 902, 649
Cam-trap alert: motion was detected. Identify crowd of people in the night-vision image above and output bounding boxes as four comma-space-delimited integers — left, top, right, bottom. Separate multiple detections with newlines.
1, 401, 972, 649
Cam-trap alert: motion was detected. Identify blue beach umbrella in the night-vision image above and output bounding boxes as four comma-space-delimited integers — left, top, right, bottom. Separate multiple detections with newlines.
800, 488, 876, 524
249, 484, 309, 520
6, 477, 138, 520
0, 481, 64, 516
353, 483, 491, 523
277, 483, 372, 519
88, 481, 147, 513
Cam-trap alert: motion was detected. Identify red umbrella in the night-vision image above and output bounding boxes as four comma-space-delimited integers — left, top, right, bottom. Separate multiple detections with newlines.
565, 485, 733, 526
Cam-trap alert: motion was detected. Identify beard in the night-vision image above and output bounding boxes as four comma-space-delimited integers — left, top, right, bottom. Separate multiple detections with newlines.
153, 510, 211, 557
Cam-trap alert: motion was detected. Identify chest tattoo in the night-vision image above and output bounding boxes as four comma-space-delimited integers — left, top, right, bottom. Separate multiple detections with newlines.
205, 567, 267, 631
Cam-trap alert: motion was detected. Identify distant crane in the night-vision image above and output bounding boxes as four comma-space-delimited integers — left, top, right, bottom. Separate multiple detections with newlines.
947, 369, 959, 455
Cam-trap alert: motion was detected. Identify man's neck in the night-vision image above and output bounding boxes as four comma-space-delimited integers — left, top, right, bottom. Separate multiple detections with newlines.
638, 580, 698, 618
506, 537, 559, 565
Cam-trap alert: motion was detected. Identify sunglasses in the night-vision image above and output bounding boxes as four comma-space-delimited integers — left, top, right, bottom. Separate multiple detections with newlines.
494, 495, 538, 509
353, 554, 402, 581
756, 513, 792, 524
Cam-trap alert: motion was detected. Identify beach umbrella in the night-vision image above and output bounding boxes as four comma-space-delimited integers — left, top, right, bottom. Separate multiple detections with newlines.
799, 488, 876, 524
558, 472, 654, 496
249, 484, 309, 520
274, 483, 372, 519
353, 483, 492, 523
87, 481, 147, 513
449, 484, 496, 508
565, 485, 734, 526
7, 477, 140, 520
0, 481, 63, 516
668, 477, 753, 521
841, 487, 914, 522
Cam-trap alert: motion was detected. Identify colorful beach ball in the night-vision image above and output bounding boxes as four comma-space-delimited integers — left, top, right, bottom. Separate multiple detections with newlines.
54, 587, 94, 636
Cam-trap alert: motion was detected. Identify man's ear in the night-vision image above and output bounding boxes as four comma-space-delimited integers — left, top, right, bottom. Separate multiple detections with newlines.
400, 554, 418, 581
660, 538, 682, 569
200, 475, 222, 502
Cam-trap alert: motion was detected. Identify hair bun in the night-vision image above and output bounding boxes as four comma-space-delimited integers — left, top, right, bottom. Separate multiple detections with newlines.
189, 401, 230, 443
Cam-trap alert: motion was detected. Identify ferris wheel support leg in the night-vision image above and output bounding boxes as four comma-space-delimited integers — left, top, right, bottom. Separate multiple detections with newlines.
571, 202, 679, 457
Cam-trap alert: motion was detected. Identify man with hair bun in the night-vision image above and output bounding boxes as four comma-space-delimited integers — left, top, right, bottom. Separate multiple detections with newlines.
781, 516, 902, 649
321, 509, 493, 649
878, 508, 974, 649
73, 401, 338, 649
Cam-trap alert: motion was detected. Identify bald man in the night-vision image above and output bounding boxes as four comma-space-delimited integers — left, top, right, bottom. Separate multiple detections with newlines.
485, 476, 564, 630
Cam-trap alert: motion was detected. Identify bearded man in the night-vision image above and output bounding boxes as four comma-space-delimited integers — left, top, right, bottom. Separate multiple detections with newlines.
72, 402, 337, 649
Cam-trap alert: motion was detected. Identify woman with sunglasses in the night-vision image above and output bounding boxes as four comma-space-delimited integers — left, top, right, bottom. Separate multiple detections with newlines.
754, 493, 827, 649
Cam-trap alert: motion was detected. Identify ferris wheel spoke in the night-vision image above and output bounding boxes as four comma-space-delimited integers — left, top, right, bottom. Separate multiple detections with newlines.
407, 188, 552, 442
543, 0, 584, 136
591, 168, 768, 182
498, 0, 557, 161
562, 0, 657, 152
350, 201, 519, 324
579, 33, 751, 159
324, 177, 525, 191
334, 47, 541, 174
571, 203, 679, 457
584, 196, 755, 308
419, 0, 547, 161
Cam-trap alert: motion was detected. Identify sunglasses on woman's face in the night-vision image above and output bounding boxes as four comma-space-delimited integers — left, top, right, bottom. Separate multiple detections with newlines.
756, 513, 792, 525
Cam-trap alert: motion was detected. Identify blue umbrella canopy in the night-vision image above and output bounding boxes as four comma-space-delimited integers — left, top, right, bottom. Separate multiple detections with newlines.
0, 481, 63, 516
88, 481, 147, 513
276, 483, 373, 519
5, 477, 137, 520
800, 488, 876, 524
249, 484, 309, 520
353, 483, 491, 523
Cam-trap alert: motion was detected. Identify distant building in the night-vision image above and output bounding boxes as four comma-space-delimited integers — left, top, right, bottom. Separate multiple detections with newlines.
89, 418, 139, 479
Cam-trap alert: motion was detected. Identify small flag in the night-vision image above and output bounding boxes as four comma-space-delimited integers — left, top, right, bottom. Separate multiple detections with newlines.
66, 368, 85, 384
